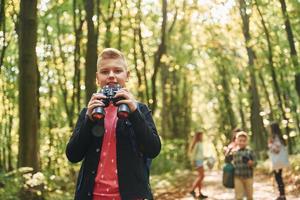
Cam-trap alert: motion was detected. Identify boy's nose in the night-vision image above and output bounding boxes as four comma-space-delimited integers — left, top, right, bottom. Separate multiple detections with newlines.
108, 70, 115, 77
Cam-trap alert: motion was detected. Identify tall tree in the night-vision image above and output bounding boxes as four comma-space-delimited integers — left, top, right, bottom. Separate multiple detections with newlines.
73, 0, 84, 114
209, 47, 237, 139
54, 13, 74, 129
84, 0, 99, 104
219, 63, 237, 131
279, 0, 300, 97
128, 0, 145, 102
101, 0, 116, 47
0, 0, 9, 71
238, 0, 266, 153
117, 0, 123, 50
151, 0, 167, 113
255, 1, 293, 144
1, 79, 13, 171
136, 0, 150, 103
160, 2, 177, 137
132, 27, 144, 101
18, 0, 39, 171
237, 74, 247, 131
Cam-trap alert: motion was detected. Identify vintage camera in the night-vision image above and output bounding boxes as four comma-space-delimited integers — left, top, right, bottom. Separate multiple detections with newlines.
92, 84, 130, 120
242, 155, 253, 164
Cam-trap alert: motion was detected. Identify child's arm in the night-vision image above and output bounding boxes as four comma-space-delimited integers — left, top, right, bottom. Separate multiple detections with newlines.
65, 108, 95, 163
128, 103, 161, 158
247, 150, 256, 167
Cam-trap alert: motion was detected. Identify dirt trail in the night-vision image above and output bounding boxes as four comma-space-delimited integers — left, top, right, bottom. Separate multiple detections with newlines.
154, 170, 299, 200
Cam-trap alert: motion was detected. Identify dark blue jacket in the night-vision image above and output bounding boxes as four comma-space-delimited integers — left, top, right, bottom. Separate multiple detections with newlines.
66, 103, 161, 200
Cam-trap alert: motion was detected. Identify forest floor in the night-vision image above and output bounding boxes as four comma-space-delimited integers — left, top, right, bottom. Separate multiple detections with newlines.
152, 169, 300, 200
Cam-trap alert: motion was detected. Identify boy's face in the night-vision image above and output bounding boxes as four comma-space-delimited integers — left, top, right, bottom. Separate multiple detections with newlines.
96, 58, 129, 87
198, 133, 203, 141
236, 136, 247, 149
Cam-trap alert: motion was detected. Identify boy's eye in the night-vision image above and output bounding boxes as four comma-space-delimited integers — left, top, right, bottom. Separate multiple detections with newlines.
114, 69, 123, 73
100, 70, 109, 74
99, 68, 124, 75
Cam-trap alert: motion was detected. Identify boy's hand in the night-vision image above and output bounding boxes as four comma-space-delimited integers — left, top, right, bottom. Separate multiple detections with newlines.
86, 93, 106, 120
247, 160, 254, 167
114, 88, 138, 112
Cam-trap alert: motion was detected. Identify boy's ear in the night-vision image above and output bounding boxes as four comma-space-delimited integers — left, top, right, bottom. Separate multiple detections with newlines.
126, 71, 130, 81
95, 72, 100, 86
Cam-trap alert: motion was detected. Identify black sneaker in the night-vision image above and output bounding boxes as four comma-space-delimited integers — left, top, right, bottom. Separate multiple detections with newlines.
276, 196, 286, 200
190, 191, 196, 198
199, 193, 208, 199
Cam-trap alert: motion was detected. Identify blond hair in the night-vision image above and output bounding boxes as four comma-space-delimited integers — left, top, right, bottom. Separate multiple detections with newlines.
190, 131, 203, 152
97, 48, 128, 71
236, 131, 248, 139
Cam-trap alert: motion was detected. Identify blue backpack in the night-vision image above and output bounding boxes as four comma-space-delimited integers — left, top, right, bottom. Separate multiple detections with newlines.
222, 162, 234, 188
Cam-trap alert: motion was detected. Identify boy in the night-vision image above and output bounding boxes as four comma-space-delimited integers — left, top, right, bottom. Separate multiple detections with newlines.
232, 131, 256, 200
66, 48, 161, 200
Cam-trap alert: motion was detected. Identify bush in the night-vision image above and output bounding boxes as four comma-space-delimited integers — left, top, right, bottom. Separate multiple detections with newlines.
151, 139, 189, 175
0, 167, 34, 200
0, 167, 74, 200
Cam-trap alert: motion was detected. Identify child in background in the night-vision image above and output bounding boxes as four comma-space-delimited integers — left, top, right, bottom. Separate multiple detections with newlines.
224, 128, 241, 163
189, 131, 208, 199
222, 128, 241, 189
232, 131, 256, 200
268, 122, 289, 200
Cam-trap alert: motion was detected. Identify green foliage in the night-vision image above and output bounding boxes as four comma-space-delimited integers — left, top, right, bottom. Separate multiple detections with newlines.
292, 136, 300, 154
151, 139, 189, 175
0, 167, 76, 200
0, 172, 21, 200
289, 154, 300, 173
1, 0, 300, 198
0, 168, 34, 200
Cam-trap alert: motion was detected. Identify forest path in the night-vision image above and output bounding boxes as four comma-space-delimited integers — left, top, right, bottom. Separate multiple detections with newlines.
153, 170, 299, 200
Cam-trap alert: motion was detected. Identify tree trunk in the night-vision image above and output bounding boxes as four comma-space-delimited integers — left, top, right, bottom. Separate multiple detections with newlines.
133, 28, 144, 101
55, 14, 74, 128
170, 70, 178, 138
1, 82, 6, 171
0, 76, 14, 172
0, 0, 9, 72
151, 0, 167, 113
7, 107, 13, 171
256, 1, 293, 142
160, 63, 169, 138
279, 0, 300, 97
137, 0, 150, 104
258, 71, 274, 120
18, 0, 40, 171
73, 0, 84, 115
238, 76, 247, 131
275, 30, 299, 153
0, 0, 4, 25
84, 0, 99, 104
102, 1, 116, 48
117, 0, 123, 50
160, 3, 178, 138
219, 64, 236, 130
182, 75, 192, 140
239, 0, 266, 155
279, 71, 295, 153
